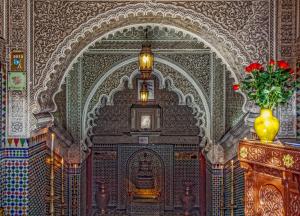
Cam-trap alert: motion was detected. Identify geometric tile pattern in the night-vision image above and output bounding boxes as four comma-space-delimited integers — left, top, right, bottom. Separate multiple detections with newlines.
67, 164, 81, 216
0, 150, 3, 208
28, 142, 48, 216
0, 58, 2, 206
206, 159, 245, 216
0, 43, 6, 210
27, 139, 68, 216
69, 166, 80, 216
206, 162, 213, 216
174, 157, 200, 208
1, 148, 28, 159
211, 165, 223, 216
1, 62, 6, 148
0, 137, 68, 216
1, 157, 29, 216
80, 160, 86, 216
223, 159, 245, 216
6, 138, 29, 148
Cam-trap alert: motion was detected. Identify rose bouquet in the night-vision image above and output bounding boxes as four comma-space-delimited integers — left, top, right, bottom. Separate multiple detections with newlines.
233, 60, 299, 142
234, 60, 299, 109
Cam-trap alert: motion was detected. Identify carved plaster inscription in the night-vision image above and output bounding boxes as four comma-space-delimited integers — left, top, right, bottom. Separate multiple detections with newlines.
8, 92, 26, 138
7, 0, 28, 138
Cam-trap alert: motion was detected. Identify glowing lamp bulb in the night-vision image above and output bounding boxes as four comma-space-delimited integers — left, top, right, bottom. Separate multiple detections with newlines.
139, 43, 154, 80
140, 81, 149, 104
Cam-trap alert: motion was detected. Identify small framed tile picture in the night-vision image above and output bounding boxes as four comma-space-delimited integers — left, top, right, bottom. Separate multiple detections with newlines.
8, 72, 26, 91
10, 51, 25, 72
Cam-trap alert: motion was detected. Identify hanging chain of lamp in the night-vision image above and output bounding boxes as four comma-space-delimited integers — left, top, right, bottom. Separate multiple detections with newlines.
139, 28, 154, 104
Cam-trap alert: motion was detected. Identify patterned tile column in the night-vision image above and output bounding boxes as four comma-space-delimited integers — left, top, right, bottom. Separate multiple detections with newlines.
0, 32, 6, 212
6, 0, 29, 138
0, 37, 6, 147
223, 159, 245, 216
211, 164, 223, 216
2, 0, 31, 214
1, 147, 29, 216
206, 161, 223, 216
69, 164, 81, 216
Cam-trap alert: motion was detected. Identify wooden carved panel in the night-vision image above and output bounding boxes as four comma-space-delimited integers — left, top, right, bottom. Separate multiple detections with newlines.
239, 140, 300, 173
259, 185, 284, 216
253, 164, 282, 178
245, 174, 255, 216
239, 140, 300, 216
289, 192, 300, 216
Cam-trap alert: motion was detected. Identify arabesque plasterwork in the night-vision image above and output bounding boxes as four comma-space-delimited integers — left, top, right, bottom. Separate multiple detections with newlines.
7, 0, 299, 150
83, 61, 208, 147
59, 26, 244, 150
6, 0, 29, 138
0, 0, 4, 38
32, 1, 269, 114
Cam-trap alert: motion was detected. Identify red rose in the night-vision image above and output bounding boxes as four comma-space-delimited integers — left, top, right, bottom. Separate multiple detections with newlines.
289, 69, 294, 74
245, 65, 253, 73
233, 84, 240, 91
252, 62, 263, 71
269, 59, 275, 66
245, 62, 263, 73
277, 60, 289, 70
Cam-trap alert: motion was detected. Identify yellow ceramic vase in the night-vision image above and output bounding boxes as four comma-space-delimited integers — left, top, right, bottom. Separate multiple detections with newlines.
254, 108, 279, 143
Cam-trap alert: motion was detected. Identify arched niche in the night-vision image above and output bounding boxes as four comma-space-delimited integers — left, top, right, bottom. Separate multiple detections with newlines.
83, 59, 209, 143
43, 25, 247, 147
87, 73, 203, 147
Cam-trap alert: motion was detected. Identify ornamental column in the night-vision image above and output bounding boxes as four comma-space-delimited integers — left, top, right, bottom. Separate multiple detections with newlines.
1, 0, 31, 215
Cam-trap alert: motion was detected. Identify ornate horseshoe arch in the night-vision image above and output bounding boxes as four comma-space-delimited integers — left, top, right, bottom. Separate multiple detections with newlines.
83, 62, 209, 150
82, 57, 210, 134
33, 2, 250, 116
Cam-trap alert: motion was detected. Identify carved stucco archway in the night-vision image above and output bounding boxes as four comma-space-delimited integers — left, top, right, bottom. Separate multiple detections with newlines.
33, 2, 251, 116
83, 65, 209, 150
83, 57, 210, 142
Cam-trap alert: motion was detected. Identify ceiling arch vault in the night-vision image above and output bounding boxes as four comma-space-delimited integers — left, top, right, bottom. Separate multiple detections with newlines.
33, 2, 250, 117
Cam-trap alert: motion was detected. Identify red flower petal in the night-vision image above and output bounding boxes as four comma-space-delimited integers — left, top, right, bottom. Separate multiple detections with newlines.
252, 62, 263, 71
277, 60, 289, 69
233, 84, 240, 91
245, 65, 252, 73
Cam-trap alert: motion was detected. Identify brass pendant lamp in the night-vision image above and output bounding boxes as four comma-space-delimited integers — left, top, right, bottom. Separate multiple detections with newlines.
138, 28, 154, 80
139, 28, 154, 104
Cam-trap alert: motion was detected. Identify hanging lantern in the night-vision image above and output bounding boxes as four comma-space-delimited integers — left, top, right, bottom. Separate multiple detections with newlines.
140, 81, 149, 104
139, 43, 154, 80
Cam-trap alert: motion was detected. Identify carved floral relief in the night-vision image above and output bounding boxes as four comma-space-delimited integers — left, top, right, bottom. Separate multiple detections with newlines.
32, 1, 271, 115
259, 185, 284, 216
